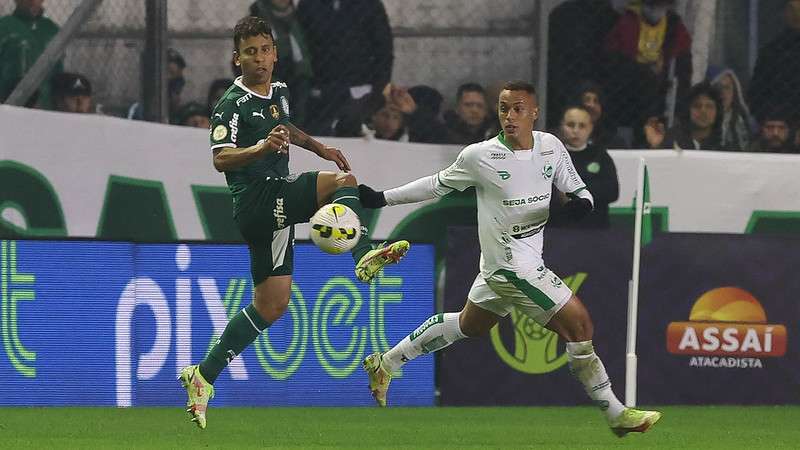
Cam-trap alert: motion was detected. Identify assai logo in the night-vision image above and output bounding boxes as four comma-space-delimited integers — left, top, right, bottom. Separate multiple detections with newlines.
666, 287, 787, 369
490, 273, 586, 374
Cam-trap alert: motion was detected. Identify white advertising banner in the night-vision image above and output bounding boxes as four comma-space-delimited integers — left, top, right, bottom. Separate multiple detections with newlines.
1, 105, 799, 240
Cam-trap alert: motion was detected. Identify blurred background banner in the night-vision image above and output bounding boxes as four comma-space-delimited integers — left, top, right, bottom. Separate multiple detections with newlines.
0, 239, 435, 406
637, 233, 800, 405
439, 227, 631, 406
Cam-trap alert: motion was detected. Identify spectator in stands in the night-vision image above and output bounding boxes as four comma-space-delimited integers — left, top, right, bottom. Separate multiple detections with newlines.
51, 72, 93, 114
206, 78, 232, 116
549, 105, 619, 229
176, 101, 211, 129
547, 0, 619, 130
0, 0, 62, 108
334, 83, 443, 143
748, 110, 796, 154
644, 81, 722, 150
749, 0, 800, 123
126, 48, 187, 122
444, 83, 499, 145
708, 67, 754, 151
604, 0, 692, 146
297, 0, 393, 135
250, 0, 313, 126
571, 80, 628, 148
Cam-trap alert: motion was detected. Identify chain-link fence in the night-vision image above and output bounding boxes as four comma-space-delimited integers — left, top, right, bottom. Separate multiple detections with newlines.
2, 0, 799, 152
546, 0, 800, 153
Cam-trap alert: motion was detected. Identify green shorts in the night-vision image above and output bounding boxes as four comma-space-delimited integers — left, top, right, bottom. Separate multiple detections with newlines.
234, 172, 319, 284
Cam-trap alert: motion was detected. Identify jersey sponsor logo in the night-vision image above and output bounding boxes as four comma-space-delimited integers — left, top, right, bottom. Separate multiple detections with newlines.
273, 197, 287, 229
235, 93, 253, 106
502, 193, 550, 207
587, 161, 601, 174
497, 170, 511, 180
509, 220, 547, 239
213, 112, 224, 120
212, 124, 228, 141
229, 113, 240, 143
270, 105, 280, 119
542, 164, 553, 180
489, 152, 507, 160
252, 109, 265, 119
280, 96, 290, 116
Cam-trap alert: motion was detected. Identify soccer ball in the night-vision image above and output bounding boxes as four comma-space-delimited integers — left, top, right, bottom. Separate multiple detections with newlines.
309, 203, 362, 254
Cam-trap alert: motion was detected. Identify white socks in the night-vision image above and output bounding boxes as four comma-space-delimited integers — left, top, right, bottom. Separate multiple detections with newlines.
382, 313, 466, 373
566, 340, 626, 420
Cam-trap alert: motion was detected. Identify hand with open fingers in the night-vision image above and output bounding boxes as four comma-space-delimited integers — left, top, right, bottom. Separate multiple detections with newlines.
318, 145, 351, 171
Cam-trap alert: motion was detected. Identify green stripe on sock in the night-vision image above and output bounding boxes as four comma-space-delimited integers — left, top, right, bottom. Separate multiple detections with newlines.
495, 269, 556, 309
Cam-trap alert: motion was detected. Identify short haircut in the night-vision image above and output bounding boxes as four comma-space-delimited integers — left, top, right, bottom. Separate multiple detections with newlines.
233, 16, 273, 51
502, 80, 537, 97
456, 83, 485, 102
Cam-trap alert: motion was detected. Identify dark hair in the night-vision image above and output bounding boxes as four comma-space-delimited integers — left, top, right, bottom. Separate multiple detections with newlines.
561, 104, 594, 123
572, 79, 604, 108
456, 83, 485, 102
759, 108, 790, 125
682, 81, 723, 131
233, 16, 273, 51
502, 80, 537, 97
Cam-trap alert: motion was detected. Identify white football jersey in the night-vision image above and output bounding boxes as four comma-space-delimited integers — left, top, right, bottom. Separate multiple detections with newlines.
438, 131, 590, 278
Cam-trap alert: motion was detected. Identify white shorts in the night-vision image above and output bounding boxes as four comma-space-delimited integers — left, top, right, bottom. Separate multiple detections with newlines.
467, 265, 572, 326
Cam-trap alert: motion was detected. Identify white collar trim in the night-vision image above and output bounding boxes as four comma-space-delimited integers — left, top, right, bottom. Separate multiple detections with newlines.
234, 76, 273, 99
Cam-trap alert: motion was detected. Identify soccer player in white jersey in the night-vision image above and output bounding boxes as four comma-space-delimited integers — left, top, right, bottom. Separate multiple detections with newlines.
357, 81, 661, 437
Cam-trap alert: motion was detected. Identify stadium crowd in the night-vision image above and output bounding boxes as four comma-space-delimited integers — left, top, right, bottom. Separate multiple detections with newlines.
1, 0, 799, 154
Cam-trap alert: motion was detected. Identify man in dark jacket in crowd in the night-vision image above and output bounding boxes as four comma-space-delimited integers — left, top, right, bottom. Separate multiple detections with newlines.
443, 83, 499, 145
297, 0, 393, 135
749, 0, 800, 123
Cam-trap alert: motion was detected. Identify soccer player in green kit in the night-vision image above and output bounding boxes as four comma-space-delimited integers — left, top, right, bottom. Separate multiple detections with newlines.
179, 16, 409, 429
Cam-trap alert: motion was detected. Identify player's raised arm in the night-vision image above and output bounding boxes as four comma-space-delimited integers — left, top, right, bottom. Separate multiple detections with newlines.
211, 125, 290, 172
359, 147, 477, 208
286, 122, 351, 171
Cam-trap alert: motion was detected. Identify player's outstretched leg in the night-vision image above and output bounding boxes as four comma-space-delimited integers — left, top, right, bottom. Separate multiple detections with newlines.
317, 172, 410, 282
363, 312, 467, 406
179, 365, 215, 429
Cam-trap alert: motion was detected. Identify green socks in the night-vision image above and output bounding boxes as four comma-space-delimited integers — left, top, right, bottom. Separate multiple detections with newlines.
199, 303, 269, 384
332, 186, 372, 262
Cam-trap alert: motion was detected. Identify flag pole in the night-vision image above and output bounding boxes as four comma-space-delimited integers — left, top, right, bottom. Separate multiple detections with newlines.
625, 157, 647, 407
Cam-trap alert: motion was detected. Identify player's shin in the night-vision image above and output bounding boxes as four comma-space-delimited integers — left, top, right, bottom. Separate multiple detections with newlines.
332, 186, 372, 262
566, 340, 625, 421
199, 303, 270, 384
382, 313, 466, 373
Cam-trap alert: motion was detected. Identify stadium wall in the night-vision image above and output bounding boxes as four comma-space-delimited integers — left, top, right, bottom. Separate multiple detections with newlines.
2, 106, 799, 242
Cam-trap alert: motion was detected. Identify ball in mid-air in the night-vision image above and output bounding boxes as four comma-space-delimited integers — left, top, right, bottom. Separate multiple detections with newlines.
309, 203, 362, 254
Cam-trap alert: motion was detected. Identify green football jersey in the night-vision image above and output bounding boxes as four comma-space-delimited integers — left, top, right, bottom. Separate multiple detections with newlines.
210, 77, 292, 203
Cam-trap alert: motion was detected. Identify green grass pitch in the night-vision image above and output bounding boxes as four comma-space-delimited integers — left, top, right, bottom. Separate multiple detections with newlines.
1, 406, 797, 449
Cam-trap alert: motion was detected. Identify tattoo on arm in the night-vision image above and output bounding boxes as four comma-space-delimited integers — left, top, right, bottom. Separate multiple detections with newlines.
287, 123, 320, 153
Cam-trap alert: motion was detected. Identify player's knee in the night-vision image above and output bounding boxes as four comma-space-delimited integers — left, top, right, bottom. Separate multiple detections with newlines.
458, 313, 488, 337
253, 290, 290, 322
335, 172, 357, 187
